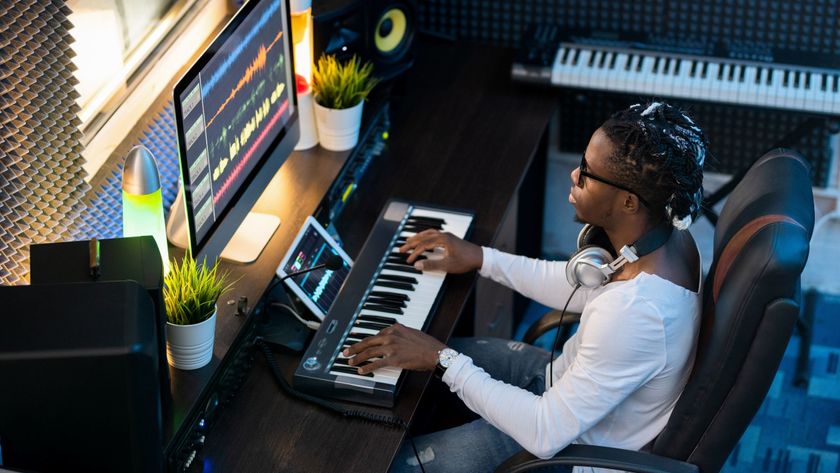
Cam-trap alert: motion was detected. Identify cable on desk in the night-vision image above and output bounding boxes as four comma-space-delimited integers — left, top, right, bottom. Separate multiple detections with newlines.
255, 338, 408, 429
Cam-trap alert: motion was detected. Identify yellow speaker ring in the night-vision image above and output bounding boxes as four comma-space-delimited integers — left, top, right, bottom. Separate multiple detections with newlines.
375, 8, 407, 54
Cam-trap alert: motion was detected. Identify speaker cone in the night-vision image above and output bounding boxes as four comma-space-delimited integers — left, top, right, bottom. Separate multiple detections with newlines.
374, 5, 412, 61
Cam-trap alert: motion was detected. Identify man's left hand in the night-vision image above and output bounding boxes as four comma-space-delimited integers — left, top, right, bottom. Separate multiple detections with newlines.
342, 324, 446, 375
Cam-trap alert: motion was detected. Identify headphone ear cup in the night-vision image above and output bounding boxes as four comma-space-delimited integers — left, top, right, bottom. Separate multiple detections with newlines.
566, 245, 614, 289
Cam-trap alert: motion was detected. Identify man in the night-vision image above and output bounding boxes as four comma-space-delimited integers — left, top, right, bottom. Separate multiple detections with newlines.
344, 102, 706, 472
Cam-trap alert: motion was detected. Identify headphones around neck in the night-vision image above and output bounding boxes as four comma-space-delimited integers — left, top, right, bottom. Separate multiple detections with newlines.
566, 221, 674, 289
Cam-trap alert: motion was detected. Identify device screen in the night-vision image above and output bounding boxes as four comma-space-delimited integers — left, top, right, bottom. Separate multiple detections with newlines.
277, 217, 352, 319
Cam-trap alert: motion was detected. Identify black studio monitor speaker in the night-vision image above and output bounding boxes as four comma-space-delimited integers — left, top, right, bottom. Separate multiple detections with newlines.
0, 281, 164, 473
314, 0, 416, 81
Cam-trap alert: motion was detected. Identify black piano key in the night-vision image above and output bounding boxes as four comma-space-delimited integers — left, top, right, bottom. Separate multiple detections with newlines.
561, 47, 571, 64
738, 66, 746, 82
767, 69, 774, 85
662, 57, 670, 74
598, 51, 608, 68
363, 303, 404, 315
822, 74, 828, 91
636, 56, 644, 72
793, 71, 800, 88
805, 72, 811, 89
717, 64, 725, 80
701, 62, 709, 78
378, 273, 419, 284
572, 48, 582, 65
689, 61, 697, 77
755, 67, 763, 84
358, 314, 398, 325
833, 75, 838, 93
783, 70, 789, 87
408, 215, 445, 224
389, 252, 426, 262
587, 50, 597, 67
673, 58, 681, 75
404, 224, 441, 233
367, 297, 407, 308
369, 290, 409, 301
374, 280, 415, 291
609, 52, 618, 69
652, 56, 660, 73
356, 321, 392, 331
727, 64, 736, 81
625, 54, 633, 71
384, 263, 421, 274
334, 358, 372, 369
331, 365, 373, 377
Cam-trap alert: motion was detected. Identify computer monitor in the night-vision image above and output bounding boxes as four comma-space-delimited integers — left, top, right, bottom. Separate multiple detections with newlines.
173, 0, 299, 263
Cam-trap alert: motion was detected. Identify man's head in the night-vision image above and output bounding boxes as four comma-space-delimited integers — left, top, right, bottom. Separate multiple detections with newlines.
570, 102, 707, 232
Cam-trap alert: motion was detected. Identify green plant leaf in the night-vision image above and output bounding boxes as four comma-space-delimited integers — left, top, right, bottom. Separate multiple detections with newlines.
312, 54, 380, 109
163, 251, 237, 325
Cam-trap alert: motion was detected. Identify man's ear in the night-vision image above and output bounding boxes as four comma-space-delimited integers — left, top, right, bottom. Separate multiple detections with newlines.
623, 193, 641, 214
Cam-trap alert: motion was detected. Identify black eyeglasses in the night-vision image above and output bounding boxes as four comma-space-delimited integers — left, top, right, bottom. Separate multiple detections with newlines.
577, 154, 651, 208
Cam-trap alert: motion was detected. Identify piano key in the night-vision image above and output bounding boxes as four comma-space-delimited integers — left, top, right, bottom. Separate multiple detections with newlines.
383, 263, 421, 274
358, 314, 398, 325
377, 273, 419, 284
355, 321, 392, 331
362, 303, 403, 315
369, 290, 409, 300
366, 296, 407, 307
331, 365, 374, 377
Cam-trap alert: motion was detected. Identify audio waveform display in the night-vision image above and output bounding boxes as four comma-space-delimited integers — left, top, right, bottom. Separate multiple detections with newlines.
176, 0, 294, 244
213, 97, 289, 205
282, 225, 351, 316
200, 0, 281, 99
205, 30, 284, 128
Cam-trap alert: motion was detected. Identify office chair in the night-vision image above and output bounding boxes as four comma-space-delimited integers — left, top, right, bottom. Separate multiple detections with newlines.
496, 148, 815, 473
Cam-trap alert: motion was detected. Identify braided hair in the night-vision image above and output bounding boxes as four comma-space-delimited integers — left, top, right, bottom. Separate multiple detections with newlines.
600, 102, 708, 230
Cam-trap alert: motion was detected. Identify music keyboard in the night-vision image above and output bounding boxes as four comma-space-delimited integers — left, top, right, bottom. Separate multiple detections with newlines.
513, 39, 840, 115
293, 200, 474, 407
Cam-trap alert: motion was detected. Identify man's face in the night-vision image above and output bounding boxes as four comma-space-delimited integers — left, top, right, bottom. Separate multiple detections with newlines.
568, 128, 624, 226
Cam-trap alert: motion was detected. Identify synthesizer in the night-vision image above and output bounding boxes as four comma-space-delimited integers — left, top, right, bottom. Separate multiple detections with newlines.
512, 26, 840, 115
294, 200, 474, 407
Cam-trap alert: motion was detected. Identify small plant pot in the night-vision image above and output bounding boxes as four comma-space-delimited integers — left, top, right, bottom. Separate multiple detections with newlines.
313, 99, 364, 151
165, 308, 217, 370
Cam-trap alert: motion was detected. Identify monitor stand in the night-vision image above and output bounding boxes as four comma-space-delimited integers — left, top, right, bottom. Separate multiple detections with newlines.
166, 190, 280, 264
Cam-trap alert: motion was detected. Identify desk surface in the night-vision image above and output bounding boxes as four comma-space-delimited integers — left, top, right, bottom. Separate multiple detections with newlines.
201, 41, 557, 472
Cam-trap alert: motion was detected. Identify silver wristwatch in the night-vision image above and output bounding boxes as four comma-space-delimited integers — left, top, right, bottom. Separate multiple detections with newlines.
436, 347, 460, 376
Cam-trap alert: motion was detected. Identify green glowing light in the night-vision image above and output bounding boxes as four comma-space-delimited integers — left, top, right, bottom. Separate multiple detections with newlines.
123, 188, 170, 274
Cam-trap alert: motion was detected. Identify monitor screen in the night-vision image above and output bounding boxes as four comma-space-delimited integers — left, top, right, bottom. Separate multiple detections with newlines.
173, 0, 299, 261
277, 217, 353, 319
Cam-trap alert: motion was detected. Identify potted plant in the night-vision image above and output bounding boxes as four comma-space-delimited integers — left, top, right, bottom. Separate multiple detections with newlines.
163, 252, 235, 370
311, 54, 379, 151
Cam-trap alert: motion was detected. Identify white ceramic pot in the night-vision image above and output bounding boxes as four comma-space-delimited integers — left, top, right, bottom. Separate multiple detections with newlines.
313, 98, 364, 151
165, 308, 217, 370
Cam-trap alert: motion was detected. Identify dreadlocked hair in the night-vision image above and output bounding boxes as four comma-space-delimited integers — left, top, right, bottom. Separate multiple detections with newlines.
600, 101, 708, 230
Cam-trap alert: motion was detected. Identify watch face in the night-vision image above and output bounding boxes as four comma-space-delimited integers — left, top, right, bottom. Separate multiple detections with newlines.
439, 348, 459, 368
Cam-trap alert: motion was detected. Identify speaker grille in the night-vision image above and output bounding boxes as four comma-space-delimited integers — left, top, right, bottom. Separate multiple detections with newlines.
0, 0, 89, 285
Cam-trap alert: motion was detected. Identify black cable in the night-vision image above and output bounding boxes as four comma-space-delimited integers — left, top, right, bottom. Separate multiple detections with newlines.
549, 285, 581, 389
408, 435, 428, 473
255, 338, 408, 429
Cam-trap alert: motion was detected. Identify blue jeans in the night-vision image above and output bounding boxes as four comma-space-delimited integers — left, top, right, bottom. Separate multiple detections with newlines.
389, 337, 569, 473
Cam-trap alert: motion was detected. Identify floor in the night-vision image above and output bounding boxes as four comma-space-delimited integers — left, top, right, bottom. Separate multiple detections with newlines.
520, 147, 840, 472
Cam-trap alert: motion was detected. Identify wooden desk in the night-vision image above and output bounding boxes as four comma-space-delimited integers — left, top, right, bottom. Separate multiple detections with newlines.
200, 41, 556, 472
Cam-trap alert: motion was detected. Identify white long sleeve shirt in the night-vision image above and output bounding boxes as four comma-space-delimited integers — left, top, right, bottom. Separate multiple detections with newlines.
442, 247, 701, 472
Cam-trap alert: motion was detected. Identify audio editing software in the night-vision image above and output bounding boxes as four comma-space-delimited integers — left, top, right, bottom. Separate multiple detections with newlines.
177, 0, 293, 243
282, 226, 351, 316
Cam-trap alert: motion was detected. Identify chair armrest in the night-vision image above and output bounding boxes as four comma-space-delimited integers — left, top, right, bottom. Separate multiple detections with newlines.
495, 445, 699, 473
522, 310, 581, 345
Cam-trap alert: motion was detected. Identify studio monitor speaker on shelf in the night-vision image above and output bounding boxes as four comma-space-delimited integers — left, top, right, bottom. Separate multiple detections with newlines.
313, 0, 416, 81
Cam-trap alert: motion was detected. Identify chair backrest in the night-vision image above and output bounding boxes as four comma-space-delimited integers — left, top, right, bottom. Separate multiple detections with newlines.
652, 149, 815, 472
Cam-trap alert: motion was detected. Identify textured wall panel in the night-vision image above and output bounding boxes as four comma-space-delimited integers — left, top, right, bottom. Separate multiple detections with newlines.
0, 0, 89, 285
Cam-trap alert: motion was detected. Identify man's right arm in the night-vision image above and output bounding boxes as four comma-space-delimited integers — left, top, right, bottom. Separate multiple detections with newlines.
479, 247, 587, 312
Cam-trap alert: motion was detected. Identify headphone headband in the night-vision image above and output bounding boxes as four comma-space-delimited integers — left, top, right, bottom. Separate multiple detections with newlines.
567, 220, 674, 289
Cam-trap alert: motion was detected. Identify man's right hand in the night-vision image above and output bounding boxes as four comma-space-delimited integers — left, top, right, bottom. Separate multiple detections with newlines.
399, 229, 483, 273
